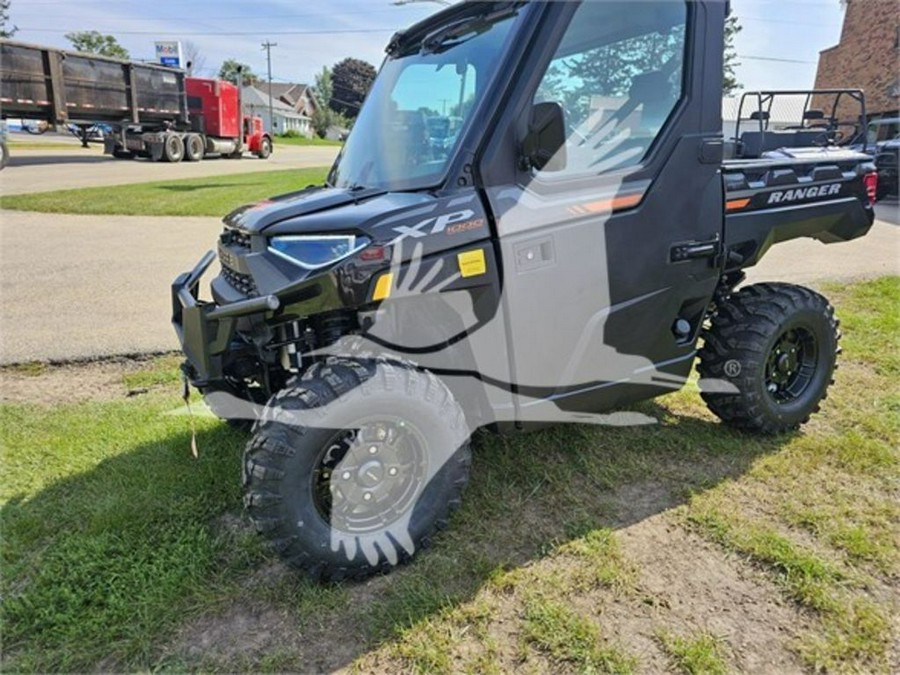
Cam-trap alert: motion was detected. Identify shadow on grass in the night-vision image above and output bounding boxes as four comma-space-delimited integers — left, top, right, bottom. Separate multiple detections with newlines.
8, 154, 115, 167
1, 400, 794, 672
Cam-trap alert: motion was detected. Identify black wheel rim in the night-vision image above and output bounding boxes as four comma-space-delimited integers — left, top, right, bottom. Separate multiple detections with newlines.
312, 417, 428, 534
764, 326, 818, 404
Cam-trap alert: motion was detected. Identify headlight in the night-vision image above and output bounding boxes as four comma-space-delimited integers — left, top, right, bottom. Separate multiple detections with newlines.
268, 234, 370, 270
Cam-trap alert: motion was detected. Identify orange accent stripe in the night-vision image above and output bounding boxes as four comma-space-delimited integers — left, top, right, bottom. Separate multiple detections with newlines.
568, 192, 645, 217
726, 198, 751, 211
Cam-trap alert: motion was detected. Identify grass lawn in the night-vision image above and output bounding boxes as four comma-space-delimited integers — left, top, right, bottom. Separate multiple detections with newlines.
1, 277, 897, 673
274, 135, 343, 147
0, 167, 330, 217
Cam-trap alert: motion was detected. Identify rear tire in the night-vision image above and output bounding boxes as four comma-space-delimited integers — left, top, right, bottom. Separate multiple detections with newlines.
697, 283, 839, 434
162, 133, 184, 163
243, 358, 472, 581
0, 142, 8, 170
184, 134, 205, 162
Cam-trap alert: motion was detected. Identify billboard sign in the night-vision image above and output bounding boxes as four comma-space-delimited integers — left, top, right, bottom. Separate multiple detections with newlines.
155, 41, 183, 68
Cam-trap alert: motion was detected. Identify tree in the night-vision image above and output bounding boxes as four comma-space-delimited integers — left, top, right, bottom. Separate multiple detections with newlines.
312, 66, 337, 138
1, 0, 17, 38
219, 59, 257, 86
183, 41, 206, 77
330, 57, 376, 119
65, 31, 130, 59
552, 25, 686, 125
723, 14, 743, 96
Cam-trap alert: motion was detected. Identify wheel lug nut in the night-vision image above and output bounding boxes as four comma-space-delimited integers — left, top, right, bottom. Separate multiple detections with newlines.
388, 467, 398, 476
342, 471, 351, 480
369, 446, 378, 454
363, 492, 372, 501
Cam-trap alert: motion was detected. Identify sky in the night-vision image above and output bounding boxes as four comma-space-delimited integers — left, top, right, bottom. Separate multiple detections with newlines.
5, 0, 846, 92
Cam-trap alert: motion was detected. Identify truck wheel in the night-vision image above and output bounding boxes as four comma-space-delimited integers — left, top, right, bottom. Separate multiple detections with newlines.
184, 134, 205, 162
698, 283, 839, 434
243, 358, 472, 581
0, 142, 8, 170
257, 137, 272, 159
162, 134, 185, 163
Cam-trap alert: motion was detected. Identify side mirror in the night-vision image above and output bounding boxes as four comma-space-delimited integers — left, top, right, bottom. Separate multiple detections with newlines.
521, 101, 566, 172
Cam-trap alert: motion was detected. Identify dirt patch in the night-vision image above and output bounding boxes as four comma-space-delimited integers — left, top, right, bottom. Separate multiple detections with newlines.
170, 604, 299, 665
0, 354, 177, 405
613, 514, 808, 673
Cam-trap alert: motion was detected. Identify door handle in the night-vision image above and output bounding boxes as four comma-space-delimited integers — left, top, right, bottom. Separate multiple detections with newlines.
670, 236, 722, 263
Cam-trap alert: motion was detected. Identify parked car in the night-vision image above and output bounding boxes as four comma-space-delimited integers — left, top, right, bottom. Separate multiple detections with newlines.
875, 138, 900, 199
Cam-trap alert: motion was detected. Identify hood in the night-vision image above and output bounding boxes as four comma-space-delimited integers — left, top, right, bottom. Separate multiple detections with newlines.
224, 186, 390, 234
222, 185, 490, 257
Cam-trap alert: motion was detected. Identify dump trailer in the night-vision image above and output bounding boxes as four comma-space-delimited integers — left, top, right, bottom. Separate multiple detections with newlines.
0, 39, 272, 165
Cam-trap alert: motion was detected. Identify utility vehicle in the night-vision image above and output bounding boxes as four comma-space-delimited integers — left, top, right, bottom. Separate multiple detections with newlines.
173, 0, 878, 580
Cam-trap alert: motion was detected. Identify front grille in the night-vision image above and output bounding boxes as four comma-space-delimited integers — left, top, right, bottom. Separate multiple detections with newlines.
221, 227, 252, 249
221, 264, 259, 297
219, 228, 257, 296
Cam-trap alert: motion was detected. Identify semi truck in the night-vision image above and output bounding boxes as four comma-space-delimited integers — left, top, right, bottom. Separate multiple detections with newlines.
0, 40, 272, 166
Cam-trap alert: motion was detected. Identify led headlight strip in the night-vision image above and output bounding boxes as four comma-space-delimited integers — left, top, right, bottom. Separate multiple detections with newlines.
268, 234, 371, 270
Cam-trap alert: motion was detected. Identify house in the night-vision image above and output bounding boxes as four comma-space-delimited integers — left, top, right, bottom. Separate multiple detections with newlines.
242, 84, 313, 137
267, 82, 317, 119
813, 0, 900, 124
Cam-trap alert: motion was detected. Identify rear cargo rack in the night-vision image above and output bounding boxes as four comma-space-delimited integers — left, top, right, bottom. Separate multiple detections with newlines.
729, 89, 867, 159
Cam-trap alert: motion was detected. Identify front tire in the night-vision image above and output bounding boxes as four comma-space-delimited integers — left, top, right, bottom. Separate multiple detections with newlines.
698, 283, 840, 434
256, 137, 272, 159
243, 358, 472, 581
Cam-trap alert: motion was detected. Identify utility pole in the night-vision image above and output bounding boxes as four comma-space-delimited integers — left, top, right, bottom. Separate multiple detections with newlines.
261, 41, 277, 134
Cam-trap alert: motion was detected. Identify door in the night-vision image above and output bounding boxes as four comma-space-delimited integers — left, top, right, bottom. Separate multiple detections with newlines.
479, 0, 726, 417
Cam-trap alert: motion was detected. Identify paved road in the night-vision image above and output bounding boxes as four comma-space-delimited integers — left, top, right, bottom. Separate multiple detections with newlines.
1, 206, 897, 364
1, 211, 223, 363
0, 144, 339, 196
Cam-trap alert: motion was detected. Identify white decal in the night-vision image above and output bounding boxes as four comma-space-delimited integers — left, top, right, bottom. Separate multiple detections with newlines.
768, 183, 841, 205
390, 209, 475, 242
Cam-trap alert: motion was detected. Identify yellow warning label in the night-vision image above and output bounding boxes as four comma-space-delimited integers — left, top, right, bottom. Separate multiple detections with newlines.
373, 272, 393, 300
457, 249, 487, 278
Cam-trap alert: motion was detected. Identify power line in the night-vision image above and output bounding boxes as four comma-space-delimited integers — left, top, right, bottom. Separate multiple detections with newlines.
17, 8, 416, 22
738, 15, 841, 29
17, 27, 399, 36
738, 54, 816, 64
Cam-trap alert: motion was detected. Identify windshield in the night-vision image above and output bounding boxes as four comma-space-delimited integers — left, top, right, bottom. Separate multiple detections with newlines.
867, 120, 900, 145
328, 7, 519, 192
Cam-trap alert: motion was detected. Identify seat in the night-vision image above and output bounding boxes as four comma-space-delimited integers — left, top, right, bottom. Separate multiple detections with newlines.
739, 129, 799, 158
628, 71, 676, 135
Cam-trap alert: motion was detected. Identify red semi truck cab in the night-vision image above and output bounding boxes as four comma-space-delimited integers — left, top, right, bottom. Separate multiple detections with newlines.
184, 77, 272, 160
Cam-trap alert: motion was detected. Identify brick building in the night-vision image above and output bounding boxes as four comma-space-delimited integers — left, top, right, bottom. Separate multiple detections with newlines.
813, 0, 900, 123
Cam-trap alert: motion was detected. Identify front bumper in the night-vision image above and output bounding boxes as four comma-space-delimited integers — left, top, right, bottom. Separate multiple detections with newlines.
172, 250, 280, 385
